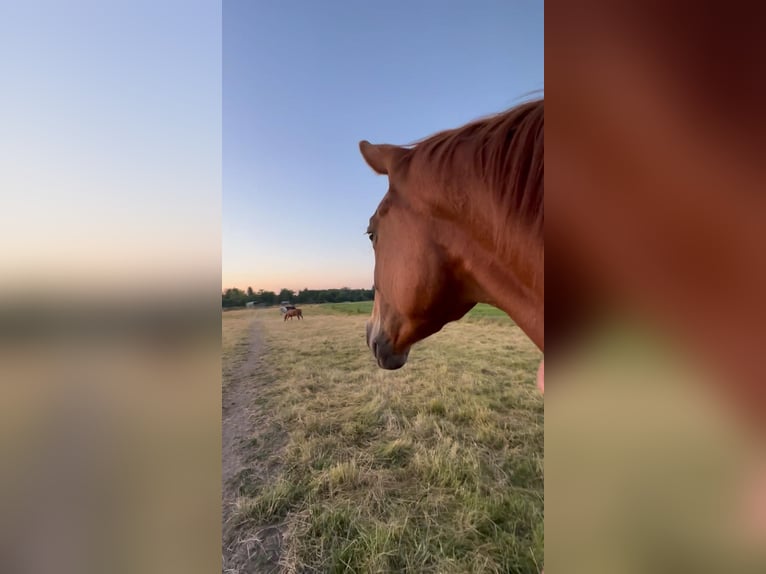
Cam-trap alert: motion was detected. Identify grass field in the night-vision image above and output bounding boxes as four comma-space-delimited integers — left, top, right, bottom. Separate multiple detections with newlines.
222, 309, 255, 392
315, 301, 513, 324
223, 303, 543, 573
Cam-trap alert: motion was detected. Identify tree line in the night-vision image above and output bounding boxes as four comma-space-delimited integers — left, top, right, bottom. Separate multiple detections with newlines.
222, 286, 374, 308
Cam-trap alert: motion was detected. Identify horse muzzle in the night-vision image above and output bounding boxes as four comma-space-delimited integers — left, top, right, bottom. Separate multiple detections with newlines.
366, 320, 409, 370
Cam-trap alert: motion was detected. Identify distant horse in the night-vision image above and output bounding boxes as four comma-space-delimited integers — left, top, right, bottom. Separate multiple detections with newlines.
284, 308, 303, 321
359, 99, 543, 369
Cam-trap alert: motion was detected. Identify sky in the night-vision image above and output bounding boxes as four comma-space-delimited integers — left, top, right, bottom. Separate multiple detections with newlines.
223, 0, 544, 293
1, 0, 221, 297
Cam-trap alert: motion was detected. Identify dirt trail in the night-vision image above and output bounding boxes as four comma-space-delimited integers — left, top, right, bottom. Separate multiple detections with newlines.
222, 318, 284, 574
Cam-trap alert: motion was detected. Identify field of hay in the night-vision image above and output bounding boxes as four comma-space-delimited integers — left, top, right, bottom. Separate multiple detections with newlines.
222, 302, 543, 573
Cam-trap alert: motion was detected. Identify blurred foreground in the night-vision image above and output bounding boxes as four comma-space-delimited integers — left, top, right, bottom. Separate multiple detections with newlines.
547, 1, 766, 572
0, 297, 221, 574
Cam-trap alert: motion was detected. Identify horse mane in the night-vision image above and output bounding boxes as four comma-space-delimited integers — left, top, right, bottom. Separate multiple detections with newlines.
406, 99, 544, 236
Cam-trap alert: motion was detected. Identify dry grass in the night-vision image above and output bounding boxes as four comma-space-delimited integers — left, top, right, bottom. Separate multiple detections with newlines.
225, 304, 543, 573
222, 310, 255, 391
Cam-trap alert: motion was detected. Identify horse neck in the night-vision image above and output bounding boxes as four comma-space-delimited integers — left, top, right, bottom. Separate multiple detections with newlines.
440, 206, 544, 350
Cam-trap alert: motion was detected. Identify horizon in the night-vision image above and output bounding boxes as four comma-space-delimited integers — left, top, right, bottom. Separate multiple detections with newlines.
222, 283, 373, 295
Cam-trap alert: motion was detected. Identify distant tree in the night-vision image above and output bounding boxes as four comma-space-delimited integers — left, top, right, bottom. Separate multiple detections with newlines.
261, 290, 277, 305
222, 286, 374, 308
222, 287, 247, 308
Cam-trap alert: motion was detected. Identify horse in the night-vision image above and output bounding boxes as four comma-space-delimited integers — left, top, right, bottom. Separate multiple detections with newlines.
283, 308, 303, 321
359, 99, 543, 369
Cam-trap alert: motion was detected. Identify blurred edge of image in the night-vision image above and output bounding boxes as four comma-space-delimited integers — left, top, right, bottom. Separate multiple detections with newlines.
0, 2, 222, 574
546, 1, 766, 573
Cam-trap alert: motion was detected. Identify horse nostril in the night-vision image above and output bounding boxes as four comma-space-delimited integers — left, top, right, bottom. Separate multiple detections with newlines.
371, 339, 378, 356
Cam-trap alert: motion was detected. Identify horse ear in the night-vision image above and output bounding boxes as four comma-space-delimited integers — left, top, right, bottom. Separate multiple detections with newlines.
359, 141, 401, 175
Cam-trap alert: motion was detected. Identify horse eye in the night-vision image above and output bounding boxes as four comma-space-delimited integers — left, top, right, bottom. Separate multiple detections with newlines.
368, 232, 375, 242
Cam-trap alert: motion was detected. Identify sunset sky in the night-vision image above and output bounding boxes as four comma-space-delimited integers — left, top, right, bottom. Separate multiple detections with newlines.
1, 0, 221, 297
222, 1, 544, 293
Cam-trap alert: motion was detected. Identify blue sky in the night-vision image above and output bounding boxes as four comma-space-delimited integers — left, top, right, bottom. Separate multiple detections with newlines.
1, 0, 221, 296
223, 0, 543, 292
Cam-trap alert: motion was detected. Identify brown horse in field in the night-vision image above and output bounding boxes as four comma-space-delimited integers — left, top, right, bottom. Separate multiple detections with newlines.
284, 308, 303, 321
359, 99, 543, 369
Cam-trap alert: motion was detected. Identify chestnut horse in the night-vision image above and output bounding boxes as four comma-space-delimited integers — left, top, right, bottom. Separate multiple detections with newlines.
359, 99, 543, 369
283, 308, 303, 321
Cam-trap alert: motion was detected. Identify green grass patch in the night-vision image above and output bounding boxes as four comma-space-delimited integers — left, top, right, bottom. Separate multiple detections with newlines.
317, 301, 374, 315
313, 300, 510, 323
464, 303, 513, 323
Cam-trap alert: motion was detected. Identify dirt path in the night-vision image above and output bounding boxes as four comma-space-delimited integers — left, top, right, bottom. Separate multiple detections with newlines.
222, 318, 284, 574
